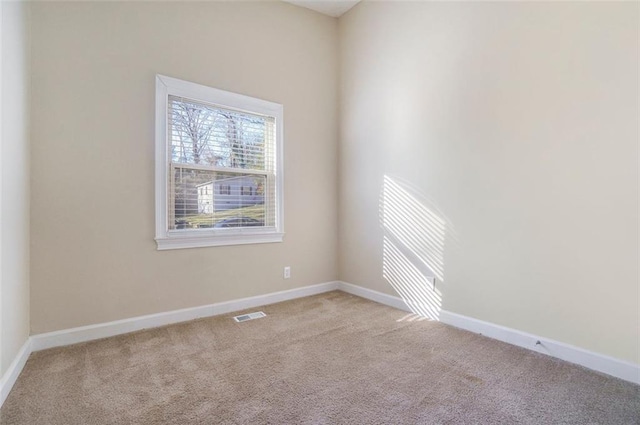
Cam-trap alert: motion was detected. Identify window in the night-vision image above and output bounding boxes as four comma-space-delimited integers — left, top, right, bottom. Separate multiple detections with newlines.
155, 75, 284, 250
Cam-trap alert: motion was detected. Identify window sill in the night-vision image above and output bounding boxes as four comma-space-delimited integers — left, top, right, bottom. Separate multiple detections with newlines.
156, 231, 284, 250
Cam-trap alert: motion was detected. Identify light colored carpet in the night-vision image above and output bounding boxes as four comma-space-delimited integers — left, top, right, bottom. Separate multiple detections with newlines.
1, 291, 638, 424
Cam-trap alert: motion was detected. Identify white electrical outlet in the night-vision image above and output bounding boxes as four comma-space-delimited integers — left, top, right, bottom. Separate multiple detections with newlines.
284, 266, 291, 279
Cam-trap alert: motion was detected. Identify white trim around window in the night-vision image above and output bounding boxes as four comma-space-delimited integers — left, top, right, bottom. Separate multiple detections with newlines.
155, 75, 284, 250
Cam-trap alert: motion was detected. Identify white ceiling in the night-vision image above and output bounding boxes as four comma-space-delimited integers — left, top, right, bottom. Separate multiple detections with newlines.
283, 1, 360, 18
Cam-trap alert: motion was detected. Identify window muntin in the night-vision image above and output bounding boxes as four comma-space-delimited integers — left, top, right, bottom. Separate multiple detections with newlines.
155, 75, 283, 250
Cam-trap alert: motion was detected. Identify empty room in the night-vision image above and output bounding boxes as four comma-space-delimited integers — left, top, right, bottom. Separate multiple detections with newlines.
1, 0, 638, 423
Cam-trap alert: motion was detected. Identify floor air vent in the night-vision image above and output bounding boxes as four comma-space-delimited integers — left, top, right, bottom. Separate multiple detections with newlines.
233, 311, 266, 322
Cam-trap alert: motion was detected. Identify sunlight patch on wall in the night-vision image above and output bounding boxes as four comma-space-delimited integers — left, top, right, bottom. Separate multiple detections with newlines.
383, 236, 442, 320
381, 176, 445, 280
381, 175, 446, 320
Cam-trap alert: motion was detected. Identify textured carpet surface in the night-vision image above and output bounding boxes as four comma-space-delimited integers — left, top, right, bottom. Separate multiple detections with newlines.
1, 291, 638, 424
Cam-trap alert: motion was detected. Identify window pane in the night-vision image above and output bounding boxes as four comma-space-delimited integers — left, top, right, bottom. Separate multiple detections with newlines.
168, 96, 274, 171
169, 167, 275, 230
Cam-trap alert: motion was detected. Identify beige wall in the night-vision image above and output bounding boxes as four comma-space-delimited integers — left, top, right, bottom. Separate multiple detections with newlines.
25, 0, 640, 367
30, 1, 338, 333
339, 2, 639, 364
1, 0, 31, 376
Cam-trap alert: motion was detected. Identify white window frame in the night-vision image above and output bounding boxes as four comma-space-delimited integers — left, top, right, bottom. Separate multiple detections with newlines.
155, 75, 284, 250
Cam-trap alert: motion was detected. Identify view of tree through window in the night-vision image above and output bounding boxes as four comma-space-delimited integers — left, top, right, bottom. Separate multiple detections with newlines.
168, 96, 276, 230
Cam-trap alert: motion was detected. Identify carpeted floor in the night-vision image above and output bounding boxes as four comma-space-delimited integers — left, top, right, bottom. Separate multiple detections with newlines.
1, 291, 638, 424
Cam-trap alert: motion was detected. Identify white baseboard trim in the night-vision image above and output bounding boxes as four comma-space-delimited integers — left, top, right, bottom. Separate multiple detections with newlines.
2, 281, 339, 410
339, 281, 411, 312
31, 281, 339, 352
3, 278, 635, 412
336, 281, 640, 385
0, 338, 32, 408
438, 309, 640, 385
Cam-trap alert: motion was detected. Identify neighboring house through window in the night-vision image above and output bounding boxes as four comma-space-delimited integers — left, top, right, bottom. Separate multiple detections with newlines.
155, 75, 284, 250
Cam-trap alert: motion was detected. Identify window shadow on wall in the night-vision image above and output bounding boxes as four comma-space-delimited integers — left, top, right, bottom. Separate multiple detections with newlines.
380, 175, 455, 320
